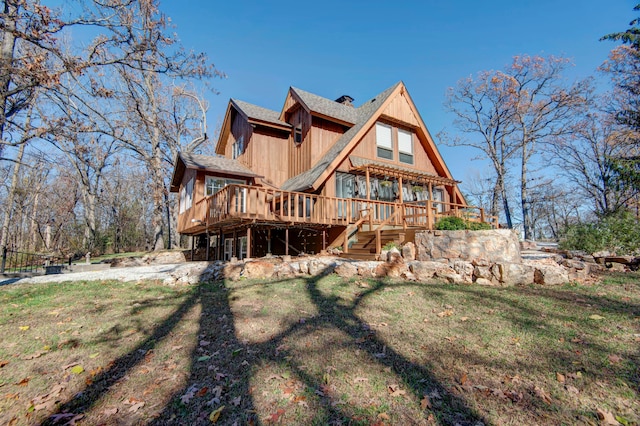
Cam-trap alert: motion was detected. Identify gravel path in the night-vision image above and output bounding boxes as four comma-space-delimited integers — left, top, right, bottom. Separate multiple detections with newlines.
0, 263, 201, 286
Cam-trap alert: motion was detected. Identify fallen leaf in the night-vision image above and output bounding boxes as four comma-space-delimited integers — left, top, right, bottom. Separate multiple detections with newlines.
565, 384, 579, 394
437, 309, 454, 318
0, 360, 8, 368
19, 326, 30, 331
596, 408, 619, 425
420, 395, 431, 409
589, 314, 605, 321
556, 372, 566, 383
533, 385, 552, 404
460, 316, 469, 322
197, 355, 211, 362
608, 354, 622, 364
197, 387, 209, 397
200, 340, 211, 346
209, 405, 224, 423
71, 365, 84, 374
128, 401, 145, 412
89, 353, 100, 359
103, 407, 118, 416
15, 377, 30, 386
377, 412, 390, 421
268, 408, 285, 423
353, 377, 369, 383
231, 396, 241, 406
23, 351, 47, 360
459, 373, 468, 386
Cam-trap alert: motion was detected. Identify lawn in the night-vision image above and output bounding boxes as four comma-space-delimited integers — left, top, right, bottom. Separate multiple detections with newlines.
0, 271, 638, 425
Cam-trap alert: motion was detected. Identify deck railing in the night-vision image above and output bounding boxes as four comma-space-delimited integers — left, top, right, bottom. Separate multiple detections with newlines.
202, 184, 497, 230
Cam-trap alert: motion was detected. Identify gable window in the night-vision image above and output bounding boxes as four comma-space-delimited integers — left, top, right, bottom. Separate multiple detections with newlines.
205, 176, 246, 197
376, 122, 393, 160
398, 128, 414, 164
294, 125, 302, 144
232, 135, 244, 159
179, 177, 194, 213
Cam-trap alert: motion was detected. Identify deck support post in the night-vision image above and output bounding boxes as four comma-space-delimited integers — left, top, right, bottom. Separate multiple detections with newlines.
322, 229, 326, 252
267, 228, 272, 255
190, 235, 194, 261
206, 230, 210, 261
285, 228, 289, 256
233, 230, 237, 259
246, 227, 251, 260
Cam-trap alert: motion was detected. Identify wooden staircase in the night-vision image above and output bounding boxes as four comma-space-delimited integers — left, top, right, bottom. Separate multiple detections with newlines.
339, 229, 406, 260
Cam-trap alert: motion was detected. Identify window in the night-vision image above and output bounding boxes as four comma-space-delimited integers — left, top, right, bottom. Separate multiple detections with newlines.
205, 176, 246, 197
376, 122, 393, 160
179, 177, 194, 213
398, 128, 414, 164
294, 125, 302, 144
232, 136, 244, 159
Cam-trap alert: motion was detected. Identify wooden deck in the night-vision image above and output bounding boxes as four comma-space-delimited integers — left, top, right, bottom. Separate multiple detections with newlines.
179, 184, 497, 235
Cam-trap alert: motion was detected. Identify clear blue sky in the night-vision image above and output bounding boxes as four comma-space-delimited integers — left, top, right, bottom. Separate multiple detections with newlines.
163, 1, 632, 182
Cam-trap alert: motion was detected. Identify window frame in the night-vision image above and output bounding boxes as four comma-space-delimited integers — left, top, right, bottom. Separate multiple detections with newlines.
179, 177, 194, 213
375, 122, 393, 160
398, 128, 414, 165
204, 176, 246, 197
232, 135, 244, 159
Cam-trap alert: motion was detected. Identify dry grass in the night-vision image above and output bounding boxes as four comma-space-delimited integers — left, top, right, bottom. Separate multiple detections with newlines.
0, 270, 638, 425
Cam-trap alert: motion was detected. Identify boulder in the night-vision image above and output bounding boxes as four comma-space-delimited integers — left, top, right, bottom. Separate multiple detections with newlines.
402, 242, 416, 261
408, 261, 449, 281
452, 260, 474, 283
415, 229, 521, 264
222, 262, 243, 281
334, 262, 358, 278
388, 247, 403, 263
144, 251, 186, 264
495, 262, 535, 286
533, 264, 570, 285
242, 260, 275, 279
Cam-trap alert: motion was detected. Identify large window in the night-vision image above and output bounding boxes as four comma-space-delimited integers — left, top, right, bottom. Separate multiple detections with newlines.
205, 176, 246, 197
179, 177, 194, 213
376, 123, 393, 160
398, 128, 413, 164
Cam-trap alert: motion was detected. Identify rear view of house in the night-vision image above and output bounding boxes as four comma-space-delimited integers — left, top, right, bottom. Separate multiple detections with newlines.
170, 82, 495, 261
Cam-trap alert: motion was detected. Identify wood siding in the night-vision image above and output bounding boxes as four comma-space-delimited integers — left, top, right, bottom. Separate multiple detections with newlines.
287, 106, 313, 178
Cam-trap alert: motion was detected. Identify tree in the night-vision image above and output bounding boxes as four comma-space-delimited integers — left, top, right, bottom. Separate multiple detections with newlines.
601, 4, 640, 194
445, 55, 590, 239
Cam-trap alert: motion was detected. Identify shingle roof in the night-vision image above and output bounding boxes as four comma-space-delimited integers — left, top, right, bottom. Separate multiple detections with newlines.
280, 82, 401, 192
180, 152, 262, 177
232, 99, 291, 128
290, 87, 360, 124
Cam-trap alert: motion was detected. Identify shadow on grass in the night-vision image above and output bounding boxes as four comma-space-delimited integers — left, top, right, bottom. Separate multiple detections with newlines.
44, 267, 640, 424
42, 266, 488, 425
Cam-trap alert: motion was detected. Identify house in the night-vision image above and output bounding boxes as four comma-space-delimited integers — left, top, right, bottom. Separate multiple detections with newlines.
169, 82, 496, 261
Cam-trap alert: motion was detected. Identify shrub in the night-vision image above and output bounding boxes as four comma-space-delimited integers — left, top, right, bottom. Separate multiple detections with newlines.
434, 216, 493, 231
560, 210, 640, 255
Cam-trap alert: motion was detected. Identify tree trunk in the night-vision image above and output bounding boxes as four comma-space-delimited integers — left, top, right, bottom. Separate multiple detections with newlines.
0, 0, 17, 151
0, 141, 25, 249
521, 141, 533, 240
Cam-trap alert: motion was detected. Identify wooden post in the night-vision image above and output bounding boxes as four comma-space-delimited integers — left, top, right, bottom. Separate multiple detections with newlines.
427, 200, 433, 230
246, 227, 251, 260
190, 235, 194, 261
267, 228, 272, 255
365, 168, 371, 200
206, 231, 210, 261
322, 229, 326, 252
285, 228, 289, 256
398, 176, 403, 203
233, 230, 237, 259
480, 208, 485, 224
343, 226, 349, 254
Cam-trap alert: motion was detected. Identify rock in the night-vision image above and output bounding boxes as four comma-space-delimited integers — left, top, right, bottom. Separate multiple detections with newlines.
606, 262, 626, 272
334, 262, 358, 278
415, 230, 521, 264
222, 262, 243, 281
592, 250, 614, 258
379, 249, 389, 262
452, 260, 474, 283
408, 261, 447, 281
242, 260, 275, 279
375, 262, 408, 278
157, 251, 187, 264
495, 262, 535, 286
473, 265, 494, 281
402, 242, 416, 261
299, 261, 309, 274
357, 263, 376, 278
274, 262, 296, 278
435, 271, 466, 284
562, 259, 586, 270
474, 278, 495, 286
520, 240, 538, 250
388, 247, 403, 264
533, 264, 570, 285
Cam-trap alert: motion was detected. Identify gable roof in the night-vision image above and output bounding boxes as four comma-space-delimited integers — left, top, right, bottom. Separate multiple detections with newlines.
288, 87, 360, 125
280, 82, 401, 192
231, 99, 291, 129
170, 152, 262, 192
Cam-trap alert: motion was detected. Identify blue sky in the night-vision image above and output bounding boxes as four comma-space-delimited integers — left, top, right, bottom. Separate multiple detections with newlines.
142, 2, 635, 182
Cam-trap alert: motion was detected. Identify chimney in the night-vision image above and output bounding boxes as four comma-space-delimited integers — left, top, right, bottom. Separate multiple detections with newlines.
334, 95, 354, 107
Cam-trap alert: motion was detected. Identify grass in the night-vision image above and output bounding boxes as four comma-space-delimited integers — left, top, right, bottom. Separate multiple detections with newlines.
0, 271, 638, 425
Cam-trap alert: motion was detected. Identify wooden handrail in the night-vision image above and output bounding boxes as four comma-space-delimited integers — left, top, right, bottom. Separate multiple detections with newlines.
373, 207, 404, 255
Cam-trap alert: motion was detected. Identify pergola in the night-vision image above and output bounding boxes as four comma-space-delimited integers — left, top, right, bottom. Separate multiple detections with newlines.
348, 156, 460, 203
